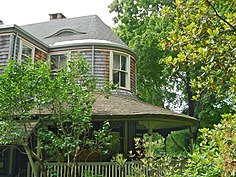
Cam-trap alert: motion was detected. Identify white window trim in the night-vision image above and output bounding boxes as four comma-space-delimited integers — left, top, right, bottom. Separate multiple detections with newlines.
110, 51, 130, 90
18, 39, 35, 63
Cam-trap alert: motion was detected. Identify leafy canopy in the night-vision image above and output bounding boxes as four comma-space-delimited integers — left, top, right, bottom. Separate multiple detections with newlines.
0, 54, 112, 176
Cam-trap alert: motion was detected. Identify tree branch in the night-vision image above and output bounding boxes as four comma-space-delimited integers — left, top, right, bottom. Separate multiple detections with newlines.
171, 136, 186, 152
206, 0, 236, 32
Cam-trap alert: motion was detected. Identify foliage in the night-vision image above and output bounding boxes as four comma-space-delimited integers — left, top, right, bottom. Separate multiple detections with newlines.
109, 0, 180, 108
166, 130, 190, 156
161, 0, 236, 176
112, 137, 185, 177
110, 0, 236, 176
110, 0, 235, 128
162, 0, 236, 115
168, 114, 236, 177
0, 54, 112, 177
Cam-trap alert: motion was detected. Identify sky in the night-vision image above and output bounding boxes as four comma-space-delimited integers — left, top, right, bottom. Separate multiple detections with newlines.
0, 0, 115, 27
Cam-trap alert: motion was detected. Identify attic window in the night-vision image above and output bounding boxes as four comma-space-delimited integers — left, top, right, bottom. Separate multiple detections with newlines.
45, 29, 86, 38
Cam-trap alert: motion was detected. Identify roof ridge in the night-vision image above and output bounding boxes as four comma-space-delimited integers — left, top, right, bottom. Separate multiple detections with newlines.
20, 14, 99, 27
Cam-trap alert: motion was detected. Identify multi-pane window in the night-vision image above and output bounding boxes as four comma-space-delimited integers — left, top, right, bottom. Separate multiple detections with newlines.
50, 54, 67, 70
21, 43, 33, 62
112, 53, 128, 88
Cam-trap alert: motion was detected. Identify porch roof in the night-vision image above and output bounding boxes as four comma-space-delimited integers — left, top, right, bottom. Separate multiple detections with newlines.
31, 94, 198, 131
92, 94, 198, 130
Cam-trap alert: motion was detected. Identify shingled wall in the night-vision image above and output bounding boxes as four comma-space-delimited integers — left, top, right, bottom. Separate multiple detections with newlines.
77, 49, 136, 93
0, 35, 10, 72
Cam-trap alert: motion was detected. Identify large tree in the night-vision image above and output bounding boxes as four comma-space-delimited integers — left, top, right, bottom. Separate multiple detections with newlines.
109, 0, 235, 127
109, 0, 179, 108
110, 0, 236, 175
0, 55, 112, 177
162, 0, 235, 121
162, 0, 236, 176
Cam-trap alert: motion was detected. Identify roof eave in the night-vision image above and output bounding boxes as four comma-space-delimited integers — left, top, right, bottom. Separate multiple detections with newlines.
0, 25, 49, 51
92, 113, 198, 124
49, 40, 137, 58
14, 25, 49, 51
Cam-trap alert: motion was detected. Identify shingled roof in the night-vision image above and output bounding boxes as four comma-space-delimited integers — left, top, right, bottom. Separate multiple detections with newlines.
21, 15, 126, 47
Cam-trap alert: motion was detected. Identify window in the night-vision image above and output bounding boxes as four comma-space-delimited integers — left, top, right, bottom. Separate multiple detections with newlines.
20, 42, 33, 62
50, 54, 67, 70
111, 53, 129, 88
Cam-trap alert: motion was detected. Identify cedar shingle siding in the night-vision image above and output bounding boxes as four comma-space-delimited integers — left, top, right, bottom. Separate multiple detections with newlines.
0, 35, 10, 72
72, 49, 110, 89
94, 50, 110, 88
130, 57, 136, 93
34, 48, 47, 62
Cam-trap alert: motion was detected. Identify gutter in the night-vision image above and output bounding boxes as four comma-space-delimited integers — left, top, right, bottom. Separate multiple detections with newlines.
49, 40, 137, 59
92, 45, 94, 74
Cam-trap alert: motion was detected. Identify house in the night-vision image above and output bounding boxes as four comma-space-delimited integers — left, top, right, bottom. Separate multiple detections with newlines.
0, 14, 198, 177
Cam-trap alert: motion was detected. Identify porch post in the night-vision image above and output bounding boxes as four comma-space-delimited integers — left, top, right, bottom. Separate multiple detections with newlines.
148, 125, 153, 143
124, 121, 128, 157
189, 126, 194, 153
8, 146, 14, 175
128, 121, 136, 153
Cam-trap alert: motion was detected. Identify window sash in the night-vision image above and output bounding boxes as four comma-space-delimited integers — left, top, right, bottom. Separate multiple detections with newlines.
112, 53, 128, 88
21, 43, 33, 62
50, 54, 67, 70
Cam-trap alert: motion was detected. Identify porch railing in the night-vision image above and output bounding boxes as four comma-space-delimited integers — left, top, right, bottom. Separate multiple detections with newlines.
27, 160, 185, 177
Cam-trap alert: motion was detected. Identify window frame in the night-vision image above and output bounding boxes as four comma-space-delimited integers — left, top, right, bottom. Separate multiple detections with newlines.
19, 40, 35, 63
49, 52, 69, 71
110, 51, 130, 90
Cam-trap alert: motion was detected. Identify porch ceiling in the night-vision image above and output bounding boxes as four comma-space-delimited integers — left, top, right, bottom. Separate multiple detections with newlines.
92, 94, 198, 129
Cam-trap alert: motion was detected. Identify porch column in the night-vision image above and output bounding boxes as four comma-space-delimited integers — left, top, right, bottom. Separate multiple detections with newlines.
8, 147, 14, 175
128, 121, 136, 153
148, 125, 153, 143
124, 121, 128, 157
189, 126, 194, 153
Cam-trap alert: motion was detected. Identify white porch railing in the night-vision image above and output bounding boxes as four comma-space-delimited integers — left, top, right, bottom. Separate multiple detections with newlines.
27, 160, 183, 177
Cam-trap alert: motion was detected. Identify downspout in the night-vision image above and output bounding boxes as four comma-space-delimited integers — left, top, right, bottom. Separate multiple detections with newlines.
91, 45, 95, 74
13, 33, 18, 60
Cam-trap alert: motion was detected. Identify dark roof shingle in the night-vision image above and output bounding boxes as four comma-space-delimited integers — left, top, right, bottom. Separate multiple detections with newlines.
21, 15, 126, 46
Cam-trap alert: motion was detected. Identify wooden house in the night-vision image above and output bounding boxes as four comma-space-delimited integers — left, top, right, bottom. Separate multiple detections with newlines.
0, 14, 198, 177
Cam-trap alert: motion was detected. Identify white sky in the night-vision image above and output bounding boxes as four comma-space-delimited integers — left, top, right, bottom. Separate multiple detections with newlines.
0, 0, 115, 27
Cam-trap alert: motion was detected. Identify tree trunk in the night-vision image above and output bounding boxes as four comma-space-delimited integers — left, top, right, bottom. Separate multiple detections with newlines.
24, 145, 48, 177
186, 71, 195, 117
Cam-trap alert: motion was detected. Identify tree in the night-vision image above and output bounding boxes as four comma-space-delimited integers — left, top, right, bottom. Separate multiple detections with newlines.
110, 1, 236, 175
109, 0, 235, 126
109, 0, 179, 108
162, 0, 235, 120
0, 54, 112, 177
161, 0, 236, 176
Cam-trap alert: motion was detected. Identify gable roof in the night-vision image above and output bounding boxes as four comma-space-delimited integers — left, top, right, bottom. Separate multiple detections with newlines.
21, 15, 126, 47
